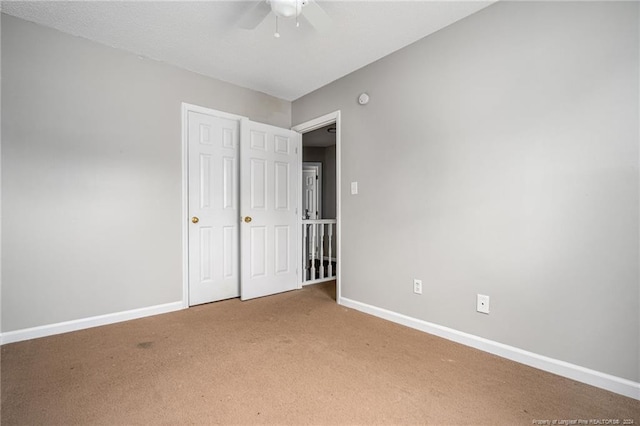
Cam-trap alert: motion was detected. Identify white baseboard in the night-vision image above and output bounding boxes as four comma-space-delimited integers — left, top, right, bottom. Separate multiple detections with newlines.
0, 301, 184, 345
338, 296, 640, 400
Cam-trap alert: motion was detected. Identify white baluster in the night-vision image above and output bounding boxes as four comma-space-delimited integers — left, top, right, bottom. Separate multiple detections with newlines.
327, 224, 333, 278
303, 224, 308, 282
319, 224, 325, 279
310, 223, 316, 280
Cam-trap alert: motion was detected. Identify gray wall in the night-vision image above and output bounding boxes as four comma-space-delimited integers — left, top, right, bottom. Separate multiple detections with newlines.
323, 145, 336, 220
1, 14, 291, 332
293, 2, 639, 381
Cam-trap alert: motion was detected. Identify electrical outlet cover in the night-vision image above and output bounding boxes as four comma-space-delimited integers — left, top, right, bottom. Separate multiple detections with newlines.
477, 294, 490, 314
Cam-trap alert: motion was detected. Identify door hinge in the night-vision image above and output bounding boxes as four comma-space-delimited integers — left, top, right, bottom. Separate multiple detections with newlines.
316, 175, 319, 180
295, 147, 298, 154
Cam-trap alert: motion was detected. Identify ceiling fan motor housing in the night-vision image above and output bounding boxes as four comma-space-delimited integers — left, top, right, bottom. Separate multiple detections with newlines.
269, 0, 307, 18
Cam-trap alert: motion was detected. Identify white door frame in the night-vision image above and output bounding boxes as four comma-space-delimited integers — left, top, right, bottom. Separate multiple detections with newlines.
292, 111, 342, 302
181, 103, 248, 308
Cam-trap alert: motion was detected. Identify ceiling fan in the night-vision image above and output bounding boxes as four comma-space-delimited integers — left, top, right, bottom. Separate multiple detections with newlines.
238, 0, 331, 38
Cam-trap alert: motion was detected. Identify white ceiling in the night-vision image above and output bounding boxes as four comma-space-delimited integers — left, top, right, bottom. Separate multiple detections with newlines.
2, 1, 494, 101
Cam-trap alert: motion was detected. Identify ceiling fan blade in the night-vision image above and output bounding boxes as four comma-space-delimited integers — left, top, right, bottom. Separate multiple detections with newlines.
303, 0, 331, 31
238, 1, 271, 30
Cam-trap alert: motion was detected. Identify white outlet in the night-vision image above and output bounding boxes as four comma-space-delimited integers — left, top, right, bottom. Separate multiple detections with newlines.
477, 294, 490, 314
413, 279, 422, 295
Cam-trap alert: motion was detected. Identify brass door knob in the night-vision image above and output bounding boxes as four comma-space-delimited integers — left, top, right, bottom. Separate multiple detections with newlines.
191, 217, 199, 224
244, 216, 252, 223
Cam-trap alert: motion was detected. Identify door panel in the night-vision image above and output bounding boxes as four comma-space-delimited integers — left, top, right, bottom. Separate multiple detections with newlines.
240, 119, 300, 300
188, 111, 239, 305
274, 226, 291, 274
250, 159, 267, 209
250, 226, 267, 278
275, 162, 290, 210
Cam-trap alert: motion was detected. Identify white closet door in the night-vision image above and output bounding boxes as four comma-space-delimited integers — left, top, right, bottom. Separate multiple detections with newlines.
188, 111, 239, 305
240, 119, 300, 300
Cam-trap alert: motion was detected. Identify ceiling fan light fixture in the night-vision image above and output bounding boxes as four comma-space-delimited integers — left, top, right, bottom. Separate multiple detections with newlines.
269, 0, 305, 19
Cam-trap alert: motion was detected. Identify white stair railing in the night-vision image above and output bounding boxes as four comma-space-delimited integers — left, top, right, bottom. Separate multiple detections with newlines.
302, 219, 337, 284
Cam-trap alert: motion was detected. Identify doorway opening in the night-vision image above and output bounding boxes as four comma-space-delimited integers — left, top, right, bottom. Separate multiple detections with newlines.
293, 111, 341, 302
302, 125, 336, 283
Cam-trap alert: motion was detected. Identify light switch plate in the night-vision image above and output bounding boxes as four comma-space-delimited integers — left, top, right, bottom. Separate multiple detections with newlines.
351, 181, 358, 195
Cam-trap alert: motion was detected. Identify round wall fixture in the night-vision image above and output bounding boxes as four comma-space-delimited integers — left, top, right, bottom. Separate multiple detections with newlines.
358, 93, 370, 105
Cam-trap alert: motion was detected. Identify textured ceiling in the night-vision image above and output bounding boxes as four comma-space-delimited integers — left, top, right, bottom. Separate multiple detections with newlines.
2, 1, 494, 101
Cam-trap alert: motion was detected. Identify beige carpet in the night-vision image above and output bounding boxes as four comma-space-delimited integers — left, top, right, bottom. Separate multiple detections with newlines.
2, 282, 638, 425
